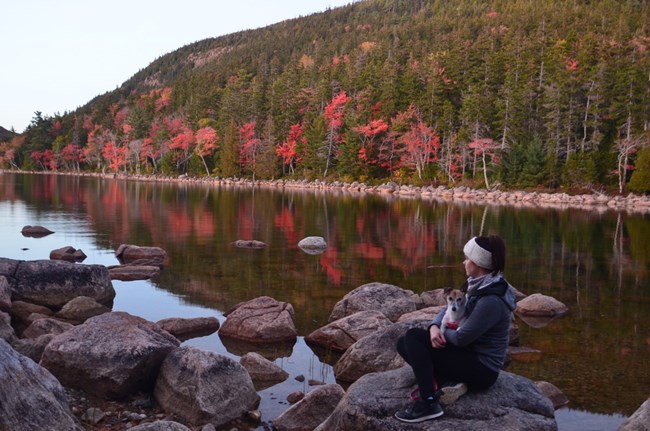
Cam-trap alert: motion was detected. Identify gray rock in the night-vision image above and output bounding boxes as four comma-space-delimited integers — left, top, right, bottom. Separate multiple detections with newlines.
0, 338, 84, 431
116, 244, 166, 264
11, 334, 56, 363
396, 306, 445, 322
156, 316, 219, 341
287, 391, 305, 404
419, 288, 447, 307
0, 275, 11, 311
0, 310, 16, 342
515, 293, 568, 317
81, 407, 105, 424
21, 225, 54, 237
272, 384, 345, 431
334, 320, 429, 383
21, 317, 74, 339
618, 397, 650, 431
297, 236, 327, 252
328, 282, 420, 323
40, 311, 179, 398
305, 310, 392, 352
231, 239, 268, 249
11, 259, 115, 308
55, 295, 111, 324
535, 381, 569, 409
108, 265, 161, 281
220, 296, 297, 343
128, 421, 193, 431
9, 300, 54, 322
49, 246, 86, 262
316, 367, 557, 431
240, 351, 289, 390
154, 346, 259, 428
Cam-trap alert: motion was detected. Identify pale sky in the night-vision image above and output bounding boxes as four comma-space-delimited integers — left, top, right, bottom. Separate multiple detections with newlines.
0, 0, 353, 133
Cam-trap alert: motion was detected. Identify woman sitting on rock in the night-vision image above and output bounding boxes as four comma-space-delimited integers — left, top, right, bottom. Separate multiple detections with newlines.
394, 234, 517, 423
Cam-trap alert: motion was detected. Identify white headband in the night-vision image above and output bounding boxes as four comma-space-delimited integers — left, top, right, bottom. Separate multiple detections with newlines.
463, 237, 494, 270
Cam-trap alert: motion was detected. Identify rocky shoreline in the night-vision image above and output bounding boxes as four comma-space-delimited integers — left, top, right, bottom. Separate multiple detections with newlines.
5, 170, 650, 213
2, 255, 649, 430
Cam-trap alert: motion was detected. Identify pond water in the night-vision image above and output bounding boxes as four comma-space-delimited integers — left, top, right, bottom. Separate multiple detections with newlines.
1, 172, 648, 430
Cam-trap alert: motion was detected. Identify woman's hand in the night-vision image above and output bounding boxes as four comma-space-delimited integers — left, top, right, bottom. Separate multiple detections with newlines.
429, 324, 446, 348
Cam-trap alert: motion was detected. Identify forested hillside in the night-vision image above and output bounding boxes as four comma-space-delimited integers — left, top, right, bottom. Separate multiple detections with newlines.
2, 0, 649, 192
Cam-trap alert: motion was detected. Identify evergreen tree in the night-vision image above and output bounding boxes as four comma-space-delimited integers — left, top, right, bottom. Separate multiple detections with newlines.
219, 120, 240, 178
628, 146, 650, 194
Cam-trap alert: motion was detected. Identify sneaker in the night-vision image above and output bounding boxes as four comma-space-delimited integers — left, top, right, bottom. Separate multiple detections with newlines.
394, 399, 444, 423
436, 382, 468, 405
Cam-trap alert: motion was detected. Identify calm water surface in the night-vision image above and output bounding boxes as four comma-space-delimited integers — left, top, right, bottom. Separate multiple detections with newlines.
1, 172, 648, 430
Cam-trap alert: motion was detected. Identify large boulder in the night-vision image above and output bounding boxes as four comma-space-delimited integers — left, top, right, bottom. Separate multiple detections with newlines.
334, 320, 429, 383
10, 259, 115, 308
328, 282, 420, 323
272, 384, 345, 431
515, 293, 568, 317
54, 295, 111, 324
154, 346, 260, 428
156, 316, 220, 341
305, 310, 393, 352
40, 311, 180, 399
0, 339, 84, 431
116, 244, 166, 265
220, 296, 297, 343
619, 397, 650, 431
316, 367, 557, 431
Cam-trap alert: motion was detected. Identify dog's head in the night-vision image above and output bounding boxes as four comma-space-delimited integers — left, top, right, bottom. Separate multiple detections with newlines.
443, 286, 467, 312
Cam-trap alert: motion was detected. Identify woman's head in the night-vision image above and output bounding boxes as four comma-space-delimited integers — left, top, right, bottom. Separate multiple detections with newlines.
463, 235, 506, 276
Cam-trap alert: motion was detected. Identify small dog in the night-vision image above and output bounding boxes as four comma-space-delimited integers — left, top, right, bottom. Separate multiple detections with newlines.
440, 287, 467, 331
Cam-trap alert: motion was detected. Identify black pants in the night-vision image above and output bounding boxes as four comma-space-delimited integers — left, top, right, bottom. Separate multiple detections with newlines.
396, 327, 498, 399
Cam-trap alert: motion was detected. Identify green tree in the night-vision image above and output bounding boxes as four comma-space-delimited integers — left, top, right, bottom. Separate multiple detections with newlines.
219, 120, 240, 178
628, 145, 650, 193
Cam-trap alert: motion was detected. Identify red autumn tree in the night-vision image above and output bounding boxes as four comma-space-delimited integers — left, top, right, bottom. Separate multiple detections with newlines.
399, 118, 441, 180
168, 124, 195, 173
239, 121, 262, 179
276, 122, 305, 175
353, 119, 389, 169
323, 91, 350, 177
194, 126, 219, 175
102, 141, 128, 173
60, 144, 83, 171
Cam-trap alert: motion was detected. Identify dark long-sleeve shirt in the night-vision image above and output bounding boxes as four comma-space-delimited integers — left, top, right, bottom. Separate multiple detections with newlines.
432, 278, 516, 372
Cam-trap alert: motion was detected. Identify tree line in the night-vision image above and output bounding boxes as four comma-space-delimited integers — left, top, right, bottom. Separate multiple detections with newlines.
1, 0, 649, 192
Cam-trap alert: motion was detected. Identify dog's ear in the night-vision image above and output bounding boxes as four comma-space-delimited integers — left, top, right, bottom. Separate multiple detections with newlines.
443, 286, 453, 294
